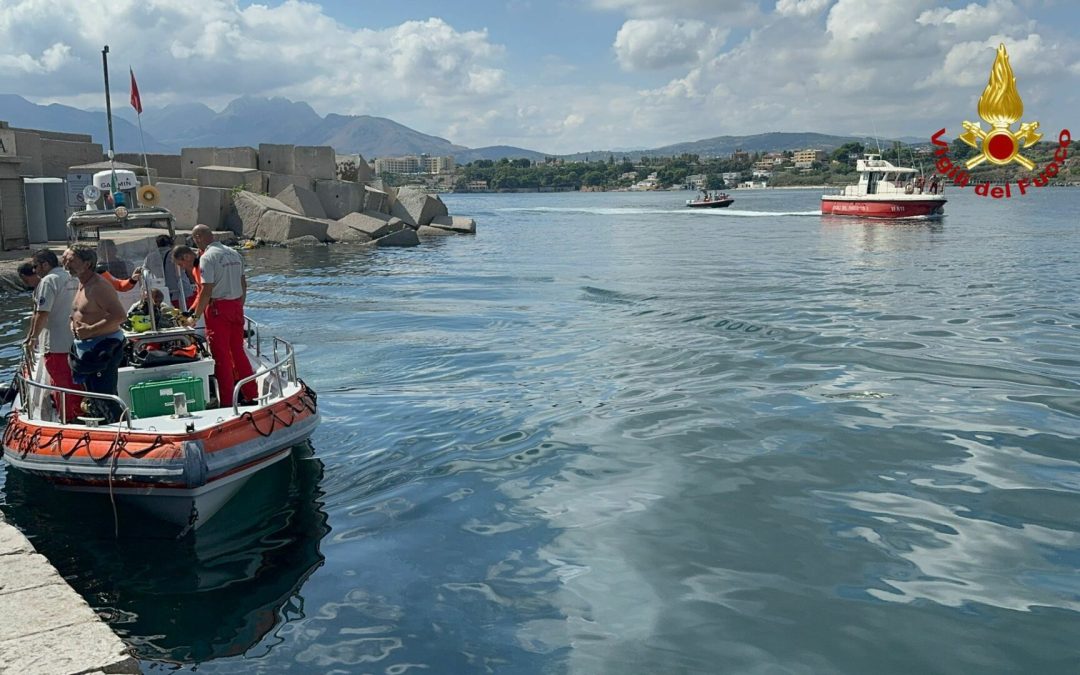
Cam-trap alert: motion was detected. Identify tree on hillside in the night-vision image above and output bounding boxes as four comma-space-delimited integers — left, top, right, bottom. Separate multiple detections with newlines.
337, 159, 360, 182
830, 142, 865, 166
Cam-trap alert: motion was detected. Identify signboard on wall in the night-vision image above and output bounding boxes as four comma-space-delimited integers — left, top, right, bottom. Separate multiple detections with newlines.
67, 172, 91, 208
0, 129, 16, 158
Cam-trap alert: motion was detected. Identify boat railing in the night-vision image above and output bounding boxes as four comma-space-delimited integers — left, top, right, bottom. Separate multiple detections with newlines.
244, 315, 263, 357
232, 336, 298, 415
15, 374, 133, 429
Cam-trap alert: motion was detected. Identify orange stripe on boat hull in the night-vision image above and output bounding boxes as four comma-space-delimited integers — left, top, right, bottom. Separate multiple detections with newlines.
2, 386, 316, 463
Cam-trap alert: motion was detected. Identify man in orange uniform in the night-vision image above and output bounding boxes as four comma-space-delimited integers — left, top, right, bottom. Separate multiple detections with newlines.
182, 225, 256, 408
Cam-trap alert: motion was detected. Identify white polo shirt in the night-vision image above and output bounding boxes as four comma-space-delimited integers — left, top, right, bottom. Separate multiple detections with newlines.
32, 267, 78, 354
198, 241, 245, 300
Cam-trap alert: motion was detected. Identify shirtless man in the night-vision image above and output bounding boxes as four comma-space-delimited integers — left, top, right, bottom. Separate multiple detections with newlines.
63, 245, 127, 421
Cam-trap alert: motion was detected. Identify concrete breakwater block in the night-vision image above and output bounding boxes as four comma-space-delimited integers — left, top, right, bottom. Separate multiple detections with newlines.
197, 166, 264, 192
392, 186, 449, 227
156, 182, 233, 230
255, 210, 329, 243
180, 147, 216, 179
416, 225, 454, 236
283, 234, 326, 247
213, 146, 258, 170
293, 146, 336, 181
375, 226, 419, 248
275, 183, 327, 219
258, 143, 295, 175
314, 179, 364, 219
267, 173, 314, 195
364, 185, 389, 214
116, 152, 182, 178
227, 191, 298, 239
334, 211, 393, 239
428, 215, 476, 234
326, 219, 374, 243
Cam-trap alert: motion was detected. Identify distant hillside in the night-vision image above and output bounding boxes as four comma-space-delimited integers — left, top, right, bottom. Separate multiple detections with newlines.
0, 94, 928, 164
140, 96, 324, 149
308, 113, 467, 158
0, 94, 170, 152
563, 132, 878, 161
455, 145, 549, 163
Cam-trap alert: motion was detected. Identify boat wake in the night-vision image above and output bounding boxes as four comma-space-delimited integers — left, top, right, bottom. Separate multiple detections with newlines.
496, 206, 822, 217
701, 209, 821, 218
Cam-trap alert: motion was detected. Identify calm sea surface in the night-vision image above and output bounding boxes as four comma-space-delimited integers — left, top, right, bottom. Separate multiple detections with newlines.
2, 187, 1080, 673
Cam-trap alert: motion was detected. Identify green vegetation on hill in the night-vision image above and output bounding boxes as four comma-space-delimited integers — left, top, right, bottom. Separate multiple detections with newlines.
450, 139, 1076, 192
456, 154, 754, 191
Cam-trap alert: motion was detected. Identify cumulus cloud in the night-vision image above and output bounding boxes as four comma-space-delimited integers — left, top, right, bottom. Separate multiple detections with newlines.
0, 0, 1076, 155
595, 0, 1078, 149
613, 19, 723, 71
917, 0, 1025, 32
0, 0, 506, 113
0, 42, 71, 73
590, 0, 753, 19
775, 0, 832, 17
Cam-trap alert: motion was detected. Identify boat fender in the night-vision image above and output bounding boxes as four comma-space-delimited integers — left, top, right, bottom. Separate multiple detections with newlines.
181, 440, 208, 488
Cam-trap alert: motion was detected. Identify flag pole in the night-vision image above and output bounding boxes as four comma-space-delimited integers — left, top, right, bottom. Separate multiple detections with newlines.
131, 67, 152, 186
101, 45, 118, 202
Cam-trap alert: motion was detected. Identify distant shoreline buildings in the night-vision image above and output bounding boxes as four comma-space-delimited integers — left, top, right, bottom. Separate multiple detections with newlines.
373, 155, 455, 176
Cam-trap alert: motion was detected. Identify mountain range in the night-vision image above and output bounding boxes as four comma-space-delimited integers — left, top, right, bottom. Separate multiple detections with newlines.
0, 93, 923, 164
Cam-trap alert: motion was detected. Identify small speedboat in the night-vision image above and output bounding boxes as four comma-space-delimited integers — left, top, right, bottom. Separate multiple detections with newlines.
1, 207, 319, 529
686, 193, 734, 208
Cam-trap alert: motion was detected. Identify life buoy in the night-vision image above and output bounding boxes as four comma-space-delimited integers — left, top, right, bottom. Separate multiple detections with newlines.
138, 185, 160, 206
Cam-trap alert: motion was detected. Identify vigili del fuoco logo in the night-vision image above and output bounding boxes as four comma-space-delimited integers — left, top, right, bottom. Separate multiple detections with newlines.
930, 43, 1070, 199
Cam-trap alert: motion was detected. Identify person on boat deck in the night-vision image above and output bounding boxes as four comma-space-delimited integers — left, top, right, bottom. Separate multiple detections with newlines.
127, 287, 179, 330
98, 264, 142, 292
147, 234, 196, 309
171, 245, 201, 313
183, 225, 256, 408
23, 250, 82, 422
17, 262, 40, 290
64, 245, 127, 423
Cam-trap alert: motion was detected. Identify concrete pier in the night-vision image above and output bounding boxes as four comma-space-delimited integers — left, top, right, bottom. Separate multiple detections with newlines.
0, 517, 138, 674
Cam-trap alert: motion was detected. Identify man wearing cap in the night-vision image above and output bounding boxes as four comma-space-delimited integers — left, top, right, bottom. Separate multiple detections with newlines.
184, 224, 256, 407
17, 262, 40, 290
24, 249, 82, 421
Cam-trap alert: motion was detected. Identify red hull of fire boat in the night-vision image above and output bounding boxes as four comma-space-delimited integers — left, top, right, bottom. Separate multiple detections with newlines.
821, 198, 946, 218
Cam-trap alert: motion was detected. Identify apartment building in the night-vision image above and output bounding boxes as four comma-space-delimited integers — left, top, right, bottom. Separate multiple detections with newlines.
793, 149, 826, 168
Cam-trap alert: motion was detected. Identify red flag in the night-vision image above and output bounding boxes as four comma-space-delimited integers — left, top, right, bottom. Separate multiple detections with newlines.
129, 67, 142, 114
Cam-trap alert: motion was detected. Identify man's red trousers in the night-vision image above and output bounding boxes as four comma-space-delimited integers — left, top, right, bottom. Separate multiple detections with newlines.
45, 352, 82, 422
205, 298, 257, 407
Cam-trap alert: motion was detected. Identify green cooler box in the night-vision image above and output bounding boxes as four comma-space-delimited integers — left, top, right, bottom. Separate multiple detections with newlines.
129, 376, 206, 418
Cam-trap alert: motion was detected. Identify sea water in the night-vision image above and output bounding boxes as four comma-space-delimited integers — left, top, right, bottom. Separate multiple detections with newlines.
2, 187, 1079, 673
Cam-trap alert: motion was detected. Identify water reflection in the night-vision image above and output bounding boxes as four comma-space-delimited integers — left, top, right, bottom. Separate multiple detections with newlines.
1, 444, 328, 665
819, 216, 945, 255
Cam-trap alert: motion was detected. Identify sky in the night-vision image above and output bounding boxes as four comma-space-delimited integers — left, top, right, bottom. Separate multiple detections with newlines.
0, 0, 1078, 154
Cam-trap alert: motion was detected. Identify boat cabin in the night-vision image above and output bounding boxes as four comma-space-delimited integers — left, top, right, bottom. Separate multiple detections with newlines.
837, 154, 940, 198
